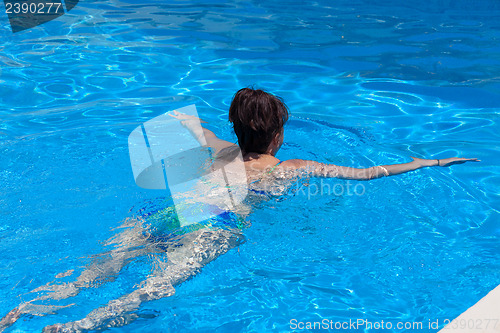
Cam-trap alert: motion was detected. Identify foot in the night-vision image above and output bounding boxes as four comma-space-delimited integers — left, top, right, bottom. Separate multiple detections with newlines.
42, 323, 64, 333
0, 308, 21, 332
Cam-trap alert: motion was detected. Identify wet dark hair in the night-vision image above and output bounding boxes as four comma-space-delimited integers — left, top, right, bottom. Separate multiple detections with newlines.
229, 88, 289, 154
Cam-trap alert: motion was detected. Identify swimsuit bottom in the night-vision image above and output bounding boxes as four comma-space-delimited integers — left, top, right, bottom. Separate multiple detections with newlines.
142, 202, 245, 240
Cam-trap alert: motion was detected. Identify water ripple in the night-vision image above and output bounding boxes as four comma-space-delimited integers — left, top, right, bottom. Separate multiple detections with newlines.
1, 0, 499, 332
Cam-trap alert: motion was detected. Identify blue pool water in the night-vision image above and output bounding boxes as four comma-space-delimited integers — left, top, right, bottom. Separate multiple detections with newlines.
1, 0, 499, 332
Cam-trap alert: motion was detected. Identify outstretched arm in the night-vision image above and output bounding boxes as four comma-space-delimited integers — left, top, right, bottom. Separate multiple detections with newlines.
280, 156, 480, 180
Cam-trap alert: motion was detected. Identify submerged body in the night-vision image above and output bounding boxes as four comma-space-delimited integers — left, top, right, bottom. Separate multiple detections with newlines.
0, 215, 245, 332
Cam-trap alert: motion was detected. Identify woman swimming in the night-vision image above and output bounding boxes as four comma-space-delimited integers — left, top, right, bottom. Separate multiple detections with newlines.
174, 87, 478, 182
0, 88, 479, 332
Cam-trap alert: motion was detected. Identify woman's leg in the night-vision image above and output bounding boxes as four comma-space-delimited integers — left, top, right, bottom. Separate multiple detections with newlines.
43, 227, 244, 332
0, 219, 153, 332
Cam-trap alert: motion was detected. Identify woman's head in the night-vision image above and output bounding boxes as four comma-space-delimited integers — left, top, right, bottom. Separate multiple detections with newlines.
229, 88, 289, 155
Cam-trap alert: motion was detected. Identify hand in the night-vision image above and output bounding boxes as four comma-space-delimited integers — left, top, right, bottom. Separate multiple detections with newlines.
410, 156, 480, 167
168, 110, 206, 123
436, 157, 480, 167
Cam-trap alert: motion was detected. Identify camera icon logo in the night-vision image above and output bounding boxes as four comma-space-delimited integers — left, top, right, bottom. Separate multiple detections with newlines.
128, 105, 248, 227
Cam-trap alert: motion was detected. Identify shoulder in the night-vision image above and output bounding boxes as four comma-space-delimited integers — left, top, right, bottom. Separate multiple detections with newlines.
278, 159, 318, 170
